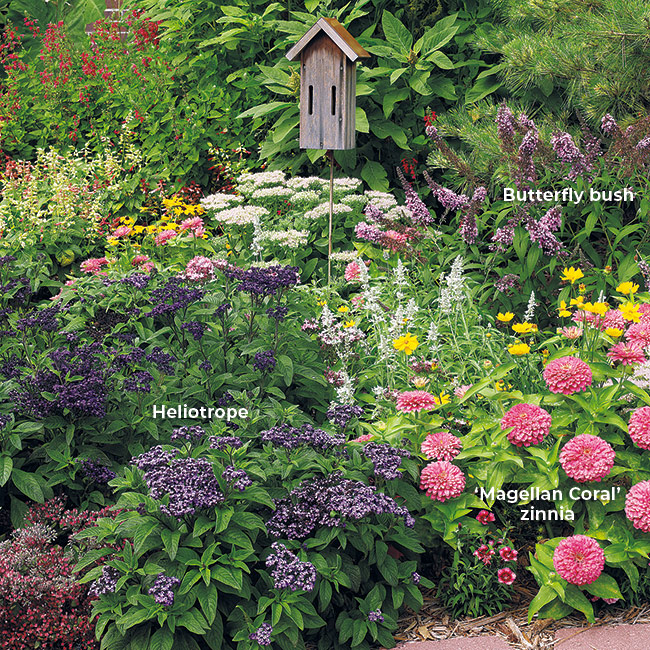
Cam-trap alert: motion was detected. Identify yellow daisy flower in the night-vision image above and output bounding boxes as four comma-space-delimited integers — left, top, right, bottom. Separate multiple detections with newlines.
393, 332, 419, 355
617, 281, 639, 296
343, 320, 356, 328
561, 267, 584, 284
620, 301, 641, 323
512, 322, 536, 334
337, 306, 349, 313
497, 312, 514, 322
508, 342, 531, 355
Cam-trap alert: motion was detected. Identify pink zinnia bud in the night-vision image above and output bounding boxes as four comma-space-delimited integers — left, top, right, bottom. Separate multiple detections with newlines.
628, 406, 650, 450
419, 461, 465, 502
543, 356, 592, 395
625, 480, 650, 532
553, 535, 604, 585
559, 434, 615, 483
421, 431, 462, 461
500, 403, 552, 447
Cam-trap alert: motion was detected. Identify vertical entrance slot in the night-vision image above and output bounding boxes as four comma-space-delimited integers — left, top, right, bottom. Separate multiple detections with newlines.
308, 85, 314, 115
331, 85, 337, 115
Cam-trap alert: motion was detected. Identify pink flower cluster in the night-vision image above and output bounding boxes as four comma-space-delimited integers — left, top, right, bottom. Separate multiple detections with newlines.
154, 229, 177, 246
476, 510, 495, 525
179, 216, 205, 238
421, 431, 462, 461
184, 256, 216, 282
543, 356, 592, 394
80, 257, 109, 275
559, 434, 615, 482
111, 225, 131, 238
396, 390, 437, 413
344, 261, 361, 282
553, 535, 604, 585
608, 342, 646, 366
628, 406, 650, 449
626, 322, 650, 348
419, 461, 465, 501
625, 481, 650, 532
500, 403, 552, 447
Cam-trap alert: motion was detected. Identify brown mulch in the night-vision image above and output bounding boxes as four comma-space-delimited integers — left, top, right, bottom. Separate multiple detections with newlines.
393, 584, 650, 649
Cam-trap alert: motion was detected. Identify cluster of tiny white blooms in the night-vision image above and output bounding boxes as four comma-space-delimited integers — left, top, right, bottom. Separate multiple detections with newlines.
364, 190, 397, 210
261, 229, 308, 248
383, 250, 391, 261
388, 305, 407, 338
303, 203, 353, 220
372, 385, 386, 399
200, 193, 243, 211
212, 205, 269, 226
377, 334, 395, 361
341, 194, 367, 207
250, 217, 264, 258
287, 176, 324, 190
238, 170, 286, 188
393, 259, 409, 287
329, 250, 360, 262
630, 361, 650, 390
251, 186, 292, 200
438, 282, 452, 313
426, 322, 440, 352
447, 256, 466, 303
335, 370, 356, 404
405, 298, 419, 322
386, 205, 411, 222
524, 291, 537, 321
333, 177, 363, 192
290, 190, 321, 205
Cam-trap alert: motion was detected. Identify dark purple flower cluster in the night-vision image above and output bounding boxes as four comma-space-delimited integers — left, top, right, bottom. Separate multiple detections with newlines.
148, 573, 180, 607
266, 471, 415, 539
149, 277, 205, 318
265, 542, 316, 592
367, 609, 384, 623
215, 302, 231, 317
222, 465, 252, 491
0, 414, 11, 430
0, 354, 24, 379
89, 566, 120, 596
363, 442, 411, 480
249, 622, 273, 646
79, 459, 116, 484
327, 403, 364, 430
199, 360, 212, 371
132, 447, 224, 519
111, 346, 146, 369
218, 391, 233, 406
16, 304, 60, 333
3, 275, 32, 305
124, 370, 153, 393
266, 305, 288, 322
120, 273, 150, 290
146, 347, 176, 374
226, 264, 300, 297
253, 350, 276, 373
412, 571, 421, 584
260, 423, 345, 450
181, 320, 207, 340
209, 435, 243, 450
171, 425, 205, 443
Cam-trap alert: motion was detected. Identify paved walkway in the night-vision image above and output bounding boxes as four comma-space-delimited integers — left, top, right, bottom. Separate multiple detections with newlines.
393, 623, 650, 650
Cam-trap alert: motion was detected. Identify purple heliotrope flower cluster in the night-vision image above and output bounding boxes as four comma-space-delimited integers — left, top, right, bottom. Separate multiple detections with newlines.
124, 370, 154, 393
209, 435, 243, 450
326, 403, 364, 430
148, 573, 180, 607
149, 277, 205, 318
260, 423, 345, 450
253, 350, 276, 373
120, 273, 150, 290
181, 320, 207, 340
89, 566, 120, 596
16, 304, 60, 333
266, 471, 415, 539
226, 264, 300, 297
363, 442, 411, 480
249, 622, 273, 646
79, 459, 116, 484
265, 542, 316, 592
131, 446, 224, 519
266, 305, 288, 322
171, 425, 205, 443
368, 609, 384, 622
146, 347, 176, 374
222, 465, 252, 491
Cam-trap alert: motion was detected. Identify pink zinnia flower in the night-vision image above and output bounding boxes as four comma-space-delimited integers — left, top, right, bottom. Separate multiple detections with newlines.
473, 543, 495, 565
553, 535, 604, 585
396, 390, 437, 413
353, 434, 374, 443
476, 510, 495, 525
179, 216, 205, 237
141, 262, 155, 273
500, 403, 552, 447
111, 225, 131, 238
628, 406, 650, 450
344, 261, 361, 282
454, 384, 472, 398
497, 568, 516, 585
558, 326, 583, 340
419, 461, 465, 502
603, 309, 626, 330
131, 254, 150, 266
625, 480, 650, 532
607, 342, 646, 366
154, 229, 177, 246
184, 256, 216, 282
543, 356, 592, 394
80, 257, 109, 275
421, 431, 462, 461
499, 546, 517, 561
626, 322, 650, 348
559, 434, 615, 482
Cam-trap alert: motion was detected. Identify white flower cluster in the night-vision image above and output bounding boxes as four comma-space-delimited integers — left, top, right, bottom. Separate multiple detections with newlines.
201, 193, 244, 211
386, 205, 410, 221
286, 176, 326, 191
333, 177, 363, 192
438, 256, 465, 312
261, 229, 309, 248
329, 250, 360, 262
212, 205, 269, 226
364, 190, 397, 210
303, 203, 353, 220
341, 194, 367, 207
238, 170, 286, 188
524, 291, 537, 321
290, 190, 321, 205
251, 186, 292, 200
